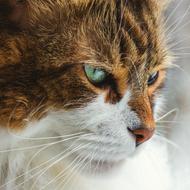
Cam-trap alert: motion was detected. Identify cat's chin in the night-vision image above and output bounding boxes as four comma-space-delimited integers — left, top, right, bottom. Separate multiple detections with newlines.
83, 159, 125, 175
69, 153, 126, 175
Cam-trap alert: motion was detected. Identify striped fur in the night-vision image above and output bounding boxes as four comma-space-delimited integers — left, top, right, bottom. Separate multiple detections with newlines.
0, 0, 170, 129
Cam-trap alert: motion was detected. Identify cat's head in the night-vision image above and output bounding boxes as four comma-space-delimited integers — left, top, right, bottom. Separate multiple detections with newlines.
0, 0, 171, 172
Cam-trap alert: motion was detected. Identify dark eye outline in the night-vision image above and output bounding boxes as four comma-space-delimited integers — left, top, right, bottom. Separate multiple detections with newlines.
148, 71, 159, 86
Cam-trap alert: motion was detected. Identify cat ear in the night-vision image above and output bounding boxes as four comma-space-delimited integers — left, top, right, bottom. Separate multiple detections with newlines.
0, 0, 28, 29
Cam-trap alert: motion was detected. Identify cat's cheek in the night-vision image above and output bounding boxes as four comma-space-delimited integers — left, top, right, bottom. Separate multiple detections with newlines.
152, 94, 166, 121
19, 92, 138, 161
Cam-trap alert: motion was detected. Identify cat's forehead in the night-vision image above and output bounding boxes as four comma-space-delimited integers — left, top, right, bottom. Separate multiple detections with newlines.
34, 0, 168, 70
78, 0, 166, 67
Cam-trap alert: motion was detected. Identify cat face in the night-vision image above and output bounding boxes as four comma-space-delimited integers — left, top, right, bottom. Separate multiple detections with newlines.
0, 0, 171, 172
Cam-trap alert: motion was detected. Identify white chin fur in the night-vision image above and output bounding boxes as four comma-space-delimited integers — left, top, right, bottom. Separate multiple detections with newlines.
65, 138, 172, 190
0, 91, 178, 190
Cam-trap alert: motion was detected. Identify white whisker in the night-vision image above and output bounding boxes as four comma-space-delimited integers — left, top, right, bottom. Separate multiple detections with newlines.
157, 120, 184, 125
25, 134, 90, 171
156, 129, 169, 135
154, 133, 181, 151
57, 156, 89, 190
0, 135, 82, 154
40, 154, 82, 190
0, 134, 90, 189
8, 131, 85, 141
37, 143, 90, 190
156, 108, 179, 122
164, 0, 184, 27
166, 3, 190, 35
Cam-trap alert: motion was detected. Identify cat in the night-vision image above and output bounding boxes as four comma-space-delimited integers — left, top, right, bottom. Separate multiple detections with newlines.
0, 0, 176, 190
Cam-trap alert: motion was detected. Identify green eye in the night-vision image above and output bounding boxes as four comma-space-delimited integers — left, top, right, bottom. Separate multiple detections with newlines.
84, 65, 107, 84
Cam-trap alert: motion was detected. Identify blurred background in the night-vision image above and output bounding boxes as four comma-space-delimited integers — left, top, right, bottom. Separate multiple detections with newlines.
163, 0, 190, 188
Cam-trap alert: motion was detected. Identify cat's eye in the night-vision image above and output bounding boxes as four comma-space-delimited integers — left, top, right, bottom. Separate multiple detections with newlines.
148, 71, 159, 86
84, 65, 107, 85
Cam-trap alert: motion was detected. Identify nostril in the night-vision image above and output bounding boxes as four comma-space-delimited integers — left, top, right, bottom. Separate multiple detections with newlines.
128, 127, 155, 146
135, 134, 145, 143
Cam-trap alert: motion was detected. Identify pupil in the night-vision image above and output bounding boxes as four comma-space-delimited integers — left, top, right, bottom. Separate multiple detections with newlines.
148, 72, 159, 85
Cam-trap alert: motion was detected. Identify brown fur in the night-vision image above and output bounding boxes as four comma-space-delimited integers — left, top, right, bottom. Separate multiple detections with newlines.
0, 0, 170, 130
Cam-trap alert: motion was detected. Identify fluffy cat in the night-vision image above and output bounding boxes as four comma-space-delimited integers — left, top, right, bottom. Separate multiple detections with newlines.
0, 0, 180, 190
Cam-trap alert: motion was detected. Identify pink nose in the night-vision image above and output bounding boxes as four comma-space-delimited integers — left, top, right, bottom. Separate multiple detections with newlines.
129, 127, 155, 146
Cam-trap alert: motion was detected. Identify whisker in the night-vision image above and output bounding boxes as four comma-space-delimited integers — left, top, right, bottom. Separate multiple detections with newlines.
166, 2, 190, 35
0, 134, 90, 189
172, 48, 190, 52
169, 17, 190, 38
7, 131, 85, 141
15, 143, 86, 190
25, 133, 90, 171
164, 0, 184, 27
40, 154, 83, 190
173, 52, 190, 56
27, 98, 47, 121
31, 143, 90, 190
157, 120, 185, 125
156, 129, 169, 135
57, 156, 89, 190
68, 155, 90, 190
156, 108, 179, 122
42, 145, 90, 190
154, 133, 181, 151
6, 103, 20, 129
169, 64, 190, 83
0, 134, 83, 154
168, 35, 190, 50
